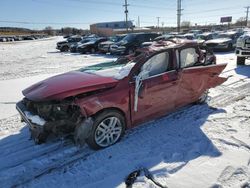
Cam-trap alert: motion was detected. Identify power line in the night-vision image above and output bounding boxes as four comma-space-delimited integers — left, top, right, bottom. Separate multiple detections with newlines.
185, 7, 243, 15
0, 20, 91, 25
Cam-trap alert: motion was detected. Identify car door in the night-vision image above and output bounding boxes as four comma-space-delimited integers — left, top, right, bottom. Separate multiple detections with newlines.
130, 51, 179, 126
175, 47, 227, 108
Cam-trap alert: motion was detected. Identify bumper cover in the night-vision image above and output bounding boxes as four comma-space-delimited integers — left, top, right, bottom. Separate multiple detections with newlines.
235, 48, 250, 57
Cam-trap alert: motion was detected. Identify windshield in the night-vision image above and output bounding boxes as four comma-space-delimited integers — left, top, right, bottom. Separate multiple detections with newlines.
197, 35, 210, 40
217, 34, 233, 39
121, 34, 136, 43
79, 59, 136, 80
67, 37, 80, 42
80, 39, 91, 43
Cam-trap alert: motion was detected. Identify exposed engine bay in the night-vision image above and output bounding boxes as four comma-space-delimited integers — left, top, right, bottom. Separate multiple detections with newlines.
18, 98, 84, 143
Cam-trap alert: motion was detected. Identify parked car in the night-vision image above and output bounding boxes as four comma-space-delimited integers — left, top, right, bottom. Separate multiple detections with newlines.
187, 29, 203, 37
56, 36, 82, 52
235, 33, 250, 65
16, 39, 227, 150
110, 33, 160, 55
205, 31, 241, 51
23, 36, 35, 40
197, 32, 214, 41
69, 38, 95, 53
98, 34, 127, 53
0, 37, 7, 42
77, 37, 108, 54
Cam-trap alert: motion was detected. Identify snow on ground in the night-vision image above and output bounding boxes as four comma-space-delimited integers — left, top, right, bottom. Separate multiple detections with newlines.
0, 37, 249, 188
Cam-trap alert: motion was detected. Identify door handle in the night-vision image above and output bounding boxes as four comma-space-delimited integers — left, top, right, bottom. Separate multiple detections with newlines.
171, 80, 178, 85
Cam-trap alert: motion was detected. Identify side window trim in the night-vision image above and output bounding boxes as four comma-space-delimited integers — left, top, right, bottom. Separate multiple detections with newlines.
139, 51, 170, 79
176, 50, 180, 69
142, 69, 177, 81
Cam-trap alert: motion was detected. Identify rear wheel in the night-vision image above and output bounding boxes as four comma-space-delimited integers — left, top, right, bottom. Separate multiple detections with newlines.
86, 110, 125, 150
237, 56, 245, 65
228, 43, 233, 51
60, 45, 69, 52
90, 48, 96, 54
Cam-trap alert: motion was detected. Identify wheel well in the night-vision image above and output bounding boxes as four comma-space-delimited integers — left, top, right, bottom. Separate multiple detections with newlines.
93, 107, 127, 128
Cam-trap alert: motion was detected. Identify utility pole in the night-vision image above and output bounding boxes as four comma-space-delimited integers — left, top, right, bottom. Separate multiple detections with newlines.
177, 0, 183, 32
138, 16, 140, 27
245, 6, 250, 27
156, 17, 160, 28
123, 0, 129, 32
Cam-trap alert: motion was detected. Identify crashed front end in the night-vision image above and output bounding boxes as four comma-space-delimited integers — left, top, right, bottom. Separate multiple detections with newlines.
16, 98, 84, 144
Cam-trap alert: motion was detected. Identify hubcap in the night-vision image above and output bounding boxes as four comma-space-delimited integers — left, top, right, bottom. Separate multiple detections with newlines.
94, 117, 122, 147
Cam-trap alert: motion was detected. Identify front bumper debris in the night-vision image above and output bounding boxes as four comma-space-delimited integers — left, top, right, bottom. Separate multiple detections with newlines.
16, 101, 48, 144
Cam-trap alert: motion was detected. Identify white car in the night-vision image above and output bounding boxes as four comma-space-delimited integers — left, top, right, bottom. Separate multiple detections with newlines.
235, 33, 250, 65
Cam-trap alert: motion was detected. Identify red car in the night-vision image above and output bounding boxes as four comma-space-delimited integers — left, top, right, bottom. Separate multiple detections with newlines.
16, 39, 227, 150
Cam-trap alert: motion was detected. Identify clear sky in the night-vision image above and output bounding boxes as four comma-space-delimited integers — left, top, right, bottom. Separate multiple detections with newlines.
0, 0, 249, 29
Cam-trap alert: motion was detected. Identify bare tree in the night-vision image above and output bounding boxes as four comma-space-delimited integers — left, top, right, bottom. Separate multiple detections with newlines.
181, 21, 191, 28
44, 26, 54, 36
235, 17, 246, 27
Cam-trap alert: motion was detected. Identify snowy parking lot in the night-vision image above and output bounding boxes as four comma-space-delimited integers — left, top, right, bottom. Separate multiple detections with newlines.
0, 37, 249, 188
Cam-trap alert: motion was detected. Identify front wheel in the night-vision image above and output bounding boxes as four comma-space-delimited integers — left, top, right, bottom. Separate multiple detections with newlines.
86, 110, 125, 150
237, 56, 245, 65
90, 47, 96, 54
127, 47, 135, 55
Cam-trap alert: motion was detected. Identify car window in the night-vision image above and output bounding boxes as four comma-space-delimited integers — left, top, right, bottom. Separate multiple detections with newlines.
180, 48, 199, 68
140, 52, 169, 79
136, 35, 145, 42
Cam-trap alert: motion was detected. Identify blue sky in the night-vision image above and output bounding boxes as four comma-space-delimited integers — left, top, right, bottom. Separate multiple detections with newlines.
0, 0, 248, 29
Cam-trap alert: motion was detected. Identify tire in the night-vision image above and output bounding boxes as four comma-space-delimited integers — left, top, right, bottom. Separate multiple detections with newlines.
196, 90, 208, 104
237, 56, 245, 65
227, 43, 233, 51
90, 48, 96, 54
86, 110, 125, 150
127, 47, 135, 55
60, 45, 69, 52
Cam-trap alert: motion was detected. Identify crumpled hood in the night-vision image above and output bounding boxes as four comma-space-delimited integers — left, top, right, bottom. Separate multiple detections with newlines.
23, 71, 118, 101
205, 38, 232, 44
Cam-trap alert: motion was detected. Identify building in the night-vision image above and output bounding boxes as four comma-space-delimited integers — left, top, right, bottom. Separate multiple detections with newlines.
90, 21, 133, 36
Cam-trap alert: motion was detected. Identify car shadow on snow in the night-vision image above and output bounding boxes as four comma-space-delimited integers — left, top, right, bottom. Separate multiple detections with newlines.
90, 103, 225, 187
47, 51, 61, 54
0, 103, 226, 187
235, 64, 250, 77
214, 50, 235, 55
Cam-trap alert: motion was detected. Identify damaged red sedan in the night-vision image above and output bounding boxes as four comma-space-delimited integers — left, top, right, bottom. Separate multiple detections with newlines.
16, 39, 227, 150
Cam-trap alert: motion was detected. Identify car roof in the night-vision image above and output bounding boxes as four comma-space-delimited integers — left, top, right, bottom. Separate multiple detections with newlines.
198, 32, 212, 36
138, 38, 197, 54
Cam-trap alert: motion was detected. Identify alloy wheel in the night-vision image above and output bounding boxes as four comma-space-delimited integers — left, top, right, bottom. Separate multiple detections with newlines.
94, 117, 122, 147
